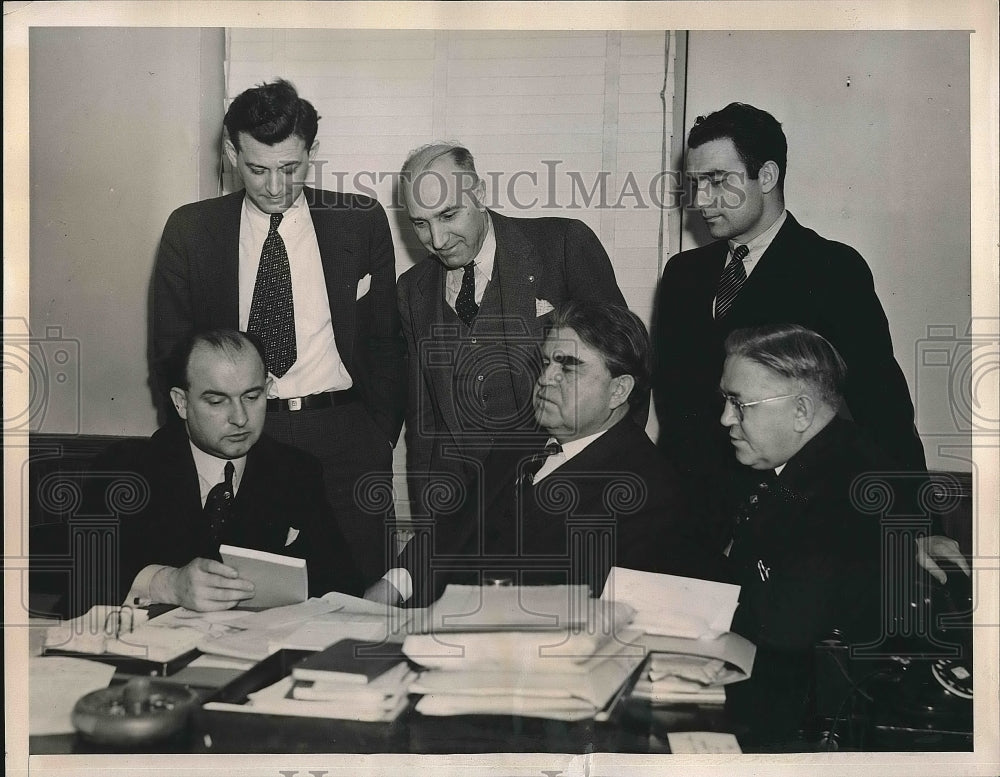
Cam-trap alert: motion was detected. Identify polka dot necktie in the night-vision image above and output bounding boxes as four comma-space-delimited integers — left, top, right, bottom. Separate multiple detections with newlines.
715, 244, 749, 319
248, 212, 297, 377
455, 262, 479, 327
205, 461, 236, 540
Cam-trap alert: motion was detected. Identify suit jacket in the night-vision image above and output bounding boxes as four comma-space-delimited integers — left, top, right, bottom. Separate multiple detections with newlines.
403, 417, 725, 607
153, 187, 406, 441
91, 425, 365, 609
397, 210, 627, 515
653, 212, 924, 472
724, 418, 889, 746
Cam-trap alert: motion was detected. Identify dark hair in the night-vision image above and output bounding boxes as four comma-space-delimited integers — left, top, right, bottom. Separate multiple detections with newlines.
169, 329, 267, 390
224, 79, 319, 152
550, 301, 650, 408
724, 324, 847, 409
688, 102, 787, 189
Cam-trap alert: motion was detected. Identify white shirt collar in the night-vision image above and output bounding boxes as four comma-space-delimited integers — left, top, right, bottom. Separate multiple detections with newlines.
728, 209, 787, 264
533, 428, 611, 484
243, 189, 309, 228
188, 441, 247, 504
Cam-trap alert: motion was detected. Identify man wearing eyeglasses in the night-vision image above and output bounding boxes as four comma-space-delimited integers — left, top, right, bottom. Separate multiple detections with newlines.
718, 324, 907, 748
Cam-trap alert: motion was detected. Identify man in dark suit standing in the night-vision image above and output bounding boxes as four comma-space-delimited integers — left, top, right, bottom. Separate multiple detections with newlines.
369, 303, 720, 607
651, 102, 965, 577
95, 330, 362, 612
153, 80, 405, 584
396, 143, 628, 521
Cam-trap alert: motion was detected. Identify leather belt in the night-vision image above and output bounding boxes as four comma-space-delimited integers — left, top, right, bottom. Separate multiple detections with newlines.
266, 389, 359, 412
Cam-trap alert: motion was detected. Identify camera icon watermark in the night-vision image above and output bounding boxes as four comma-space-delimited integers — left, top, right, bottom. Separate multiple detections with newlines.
914, 319, 999, 438
2, 317, 81, 435
415, 316, 542, 440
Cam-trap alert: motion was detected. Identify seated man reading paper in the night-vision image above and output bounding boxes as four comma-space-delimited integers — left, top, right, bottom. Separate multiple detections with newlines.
369, 302, 723, 607
86, 329, 364, 613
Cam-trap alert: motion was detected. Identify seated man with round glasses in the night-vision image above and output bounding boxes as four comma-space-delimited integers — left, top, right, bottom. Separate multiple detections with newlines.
717, 323, 895, 748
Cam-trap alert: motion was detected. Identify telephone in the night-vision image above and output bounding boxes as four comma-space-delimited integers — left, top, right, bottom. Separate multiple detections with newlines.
812, 557, 973, 751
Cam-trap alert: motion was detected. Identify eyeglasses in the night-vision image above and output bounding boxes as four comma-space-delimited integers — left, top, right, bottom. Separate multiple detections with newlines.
719, 391, 799, 422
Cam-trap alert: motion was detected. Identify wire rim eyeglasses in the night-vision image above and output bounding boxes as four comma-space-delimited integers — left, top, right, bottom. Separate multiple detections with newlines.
719, 391, 800, 422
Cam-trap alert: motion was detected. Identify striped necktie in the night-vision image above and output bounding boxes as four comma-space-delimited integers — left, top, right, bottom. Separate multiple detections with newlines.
715, 244, 749, 318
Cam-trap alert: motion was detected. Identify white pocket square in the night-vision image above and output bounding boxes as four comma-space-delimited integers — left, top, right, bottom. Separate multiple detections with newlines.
285, 527, 300, 546
356, 273, 372, 300
535, 298, 555, 317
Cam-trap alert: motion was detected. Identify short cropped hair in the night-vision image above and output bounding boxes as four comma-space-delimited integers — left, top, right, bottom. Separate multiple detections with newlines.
224, 79, 319, 152
169, 329, 267, 391
550, 301, 651, 408
401, 142, 479, 187
688, 102, 788, 189
724, 324, 847, 410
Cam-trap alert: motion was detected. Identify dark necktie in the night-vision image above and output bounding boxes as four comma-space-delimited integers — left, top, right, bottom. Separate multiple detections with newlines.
520, 440, 563, 486
715, 244, 749, 318
205, 461, 236, 540
455, 262, 479, 327
248, 212, 297, 377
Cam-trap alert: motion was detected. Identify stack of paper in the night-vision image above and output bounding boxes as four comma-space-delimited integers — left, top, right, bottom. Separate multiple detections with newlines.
598, 568, 756, 706
402, 585, 645, 722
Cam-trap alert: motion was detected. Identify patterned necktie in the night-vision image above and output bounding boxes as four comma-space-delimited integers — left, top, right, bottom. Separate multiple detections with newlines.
248, 212, 297, 377
455, 262, 479, 327
520, 440, 564, 486
715, 244, 749, 318
205, 461, 236, 540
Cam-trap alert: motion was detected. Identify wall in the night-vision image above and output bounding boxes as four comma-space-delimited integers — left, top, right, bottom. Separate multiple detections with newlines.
29, 27, 225, 435
680, 31, 972, 472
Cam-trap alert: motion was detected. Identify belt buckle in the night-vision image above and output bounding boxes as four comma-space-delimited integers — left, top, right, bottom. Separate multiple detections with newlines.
288, 397, 303, 412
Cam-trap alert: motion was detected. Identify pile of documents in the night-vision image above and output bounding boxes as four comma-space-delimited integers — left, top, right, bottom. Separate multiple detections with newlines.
600, 568, 756, 705
403, 585, 646, 721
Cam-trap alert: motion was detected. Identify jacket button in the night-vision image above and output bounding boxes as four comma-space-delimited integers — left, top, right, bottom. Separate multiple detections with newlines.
477, 375, 485, 382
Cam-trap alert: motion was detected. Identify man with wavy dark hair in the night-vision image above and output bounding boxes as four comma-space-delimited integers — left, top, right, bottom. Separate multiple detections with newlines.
369, 301, 720, 607
152, 79, 405, 584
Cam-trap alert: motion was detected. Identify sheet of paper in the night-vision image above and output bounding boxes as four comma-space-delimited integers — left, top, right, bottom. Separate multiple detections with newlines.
666, 731, 742, 754
415, 693, 594, 721
600, 568, 741, 637
425, 584, 634, 633
273, 616, 395, 652
29, 656, 116, 735
640, 631, 756, 682
226, 597, 342, 630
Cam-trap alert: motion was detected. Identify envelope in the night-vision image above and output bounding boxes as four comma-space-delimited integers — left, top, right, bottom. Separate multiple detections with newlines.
356, 273, 372, 300
535, 298, 555, 316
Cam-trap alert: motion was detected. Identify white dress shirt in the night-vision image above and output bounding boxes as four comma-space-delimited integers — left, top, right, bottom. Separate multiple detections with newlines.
238, 191, 352, 398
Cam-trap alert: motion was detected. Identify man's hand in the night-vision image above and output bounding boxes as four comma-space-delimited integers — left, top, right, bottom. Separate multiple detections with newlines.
151, 557, 255, 611
364, 578, 402, 607
916, 535, 970, 585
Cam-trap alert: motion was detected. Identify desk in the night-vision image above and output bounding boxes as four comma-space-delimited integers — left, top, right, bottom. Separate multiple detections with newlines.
30, 649, 732, 755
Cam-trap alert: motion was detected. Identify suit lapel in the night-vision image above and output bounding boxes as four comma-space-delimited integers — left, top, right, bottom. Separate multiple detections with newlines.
411, 259, 465, 440
307, 188, 359, 368
202, 192, 244, 329
490, 212, 545, 411
725, 214, 800, 323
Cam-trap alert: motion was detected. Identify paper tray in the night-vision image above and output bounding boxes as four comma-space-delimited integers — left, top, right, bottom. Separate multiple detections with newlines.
42, 647, 201, 677
196, 649, 411, 753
